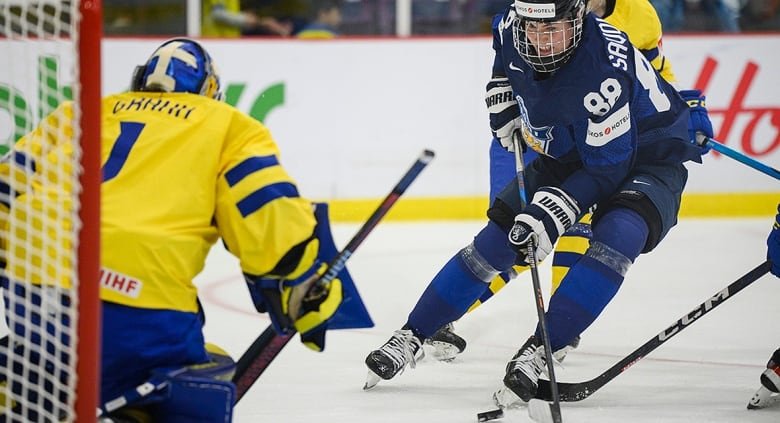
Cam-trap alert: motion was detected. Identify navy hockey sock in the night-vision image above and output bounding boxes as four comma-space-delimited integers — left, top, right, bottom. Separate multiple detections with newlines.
407, 222, 516, 339
540, 208, 648, 351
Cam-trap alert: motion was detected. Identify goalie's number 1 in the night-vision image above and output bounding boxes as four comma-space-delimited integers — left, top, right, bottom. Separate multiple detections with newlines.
102, 121, 145, 183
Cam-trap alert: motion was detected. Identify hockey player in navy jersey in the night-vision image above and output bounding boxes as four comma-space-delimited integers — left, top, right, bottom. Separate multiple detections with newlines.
426, 0, 714, 363
363, 0, 702, 403
747, 205, 780, 410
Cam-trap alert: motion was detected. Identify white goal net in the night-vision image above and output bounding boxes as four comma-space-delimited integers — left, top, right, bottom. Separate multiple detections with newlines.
0, 1, 100, 421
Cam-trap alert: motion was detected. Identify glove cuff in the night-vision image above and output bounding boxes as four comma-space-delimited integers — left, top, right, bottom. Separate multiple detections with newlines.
528, 187, 580, 235
679, 89, 706, 107
486, 81, 518, 114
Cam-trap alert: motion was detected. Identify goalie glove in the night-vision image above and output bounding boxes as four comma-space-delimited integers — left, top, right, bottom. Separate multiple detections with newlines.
508, 187, 580, 265
283, 264, 343, 351
486, 76, 523, 152
245, 263, 343, 352
679, 89, 714, 155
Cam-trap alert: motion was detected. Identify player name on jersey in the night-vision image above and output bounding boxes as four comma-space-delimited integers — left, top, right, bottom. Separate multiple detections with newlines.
111, 96, 197, 119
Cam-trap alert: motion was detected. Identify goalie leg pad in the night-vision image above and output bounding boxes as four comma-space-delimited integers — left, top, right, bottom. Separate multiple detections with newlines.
146, 375, 235, 423
111, 344, 237, 423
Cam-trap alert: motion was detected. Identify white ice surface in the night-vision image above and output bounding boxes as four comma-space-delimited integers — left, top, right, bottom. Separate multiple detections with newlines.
196, 218, 780, 423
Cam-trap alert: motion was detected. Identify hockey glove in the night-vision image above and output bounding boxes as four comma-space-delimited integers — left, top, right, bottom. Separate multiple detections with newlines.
680, 89, 714, 155
767, 204, 780, 277
508, 187, 580, 265
246, 264, 343, 351
486, 76, 523, 152
282, 263, 343, 352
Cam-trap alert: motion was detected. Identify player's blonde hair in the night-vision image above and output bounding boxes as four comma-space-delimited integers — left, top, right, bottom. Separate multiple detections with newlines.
587, 0, 607, 17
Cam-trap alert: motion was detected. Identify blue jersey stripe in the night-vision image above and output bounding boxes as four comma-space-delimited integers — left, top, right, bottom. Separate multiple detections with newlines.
236, 182, 299, 217
550, 251, 581, 269
225, 155, 279, 187
640, 46, 660, 62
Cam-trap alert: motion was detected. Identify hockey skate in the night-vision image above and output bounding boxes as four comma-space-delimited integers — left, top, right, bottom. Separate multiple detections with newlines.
425, 322, 467, 362
748, 353, 780, 409
493, 336, 547, 408
364, 329, 424, 390
552, 335, 580, 363
426, 322, 577, 364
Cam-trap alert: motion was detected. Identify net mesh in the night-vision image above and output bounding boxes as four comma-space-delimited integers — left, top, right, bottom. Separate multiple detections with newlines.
1, 1, 84, 421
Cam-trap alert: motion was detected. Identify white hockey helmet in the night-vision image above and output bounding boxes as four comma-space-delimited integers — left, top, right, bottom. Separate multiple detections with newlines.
512, 0, 586, 73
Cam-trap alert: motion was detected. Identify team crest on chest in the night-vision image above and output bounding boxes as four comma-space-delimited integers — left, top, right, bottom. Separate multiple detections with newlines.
517, 96, 553, 155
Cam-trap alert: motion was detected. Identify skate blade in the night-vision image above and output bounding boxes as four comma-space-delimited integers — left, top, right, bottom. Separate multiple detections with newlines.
492, 386, 525, 409
747, 387, 780, 409
527, 399, 556, 423
428, 342, 460, 362
363, 369, 382, 390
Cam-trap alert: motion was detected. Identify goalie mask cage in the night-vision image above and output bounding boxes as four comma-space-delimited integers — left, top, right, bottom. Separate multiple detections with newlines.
0, 1, 101, 422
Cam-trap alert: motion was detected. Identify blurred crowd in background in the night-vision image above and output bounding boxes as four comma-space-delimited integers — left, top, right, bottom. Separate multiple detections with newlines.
104, 0, 780, 37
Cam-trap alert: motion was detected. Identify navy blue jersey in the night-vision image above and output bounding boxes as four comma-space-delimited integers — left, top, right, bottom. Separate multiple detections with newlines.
490, 10, 701, 210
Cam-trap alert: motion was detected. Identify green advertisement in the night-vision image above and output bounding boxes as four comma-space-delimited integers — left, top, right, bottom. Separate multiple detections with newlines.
1, 54, 285, 154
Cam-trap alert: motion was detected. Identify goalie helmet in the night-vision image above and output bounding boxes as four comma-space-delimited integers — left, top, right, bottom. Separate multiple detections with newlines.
131, 38, 223, 101
512, 0, 586, 73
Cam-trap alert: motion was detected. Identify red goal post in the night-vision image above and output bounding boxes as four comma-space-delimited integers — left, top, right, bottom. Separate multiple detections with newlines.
0, 1, 101, 421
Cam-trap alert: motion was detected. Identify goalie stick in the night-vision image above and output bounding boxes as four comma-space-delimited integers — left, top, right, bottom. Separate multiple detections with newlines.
531, 260, 772, 402
232, 149, 436, 402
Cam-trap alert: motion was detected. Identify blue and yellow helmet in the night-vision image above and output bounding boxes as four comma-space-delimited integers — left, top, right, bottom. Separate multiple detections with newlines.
131, 38, 223, 100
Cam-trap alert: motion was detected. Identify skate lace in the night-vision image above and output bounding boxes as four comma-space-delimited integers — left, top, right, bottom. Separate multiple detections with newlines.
383, 330, 423, 372
508, 344, 547, 381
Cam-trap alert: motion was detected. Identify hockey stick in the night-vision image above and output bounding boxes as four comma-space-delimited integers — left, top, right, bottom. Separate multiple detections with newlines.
533, 260, 772, 402
698, 135, 780, 181
505, 133, 563, 423
232, 149, 436, 403
98, 376, 169, 417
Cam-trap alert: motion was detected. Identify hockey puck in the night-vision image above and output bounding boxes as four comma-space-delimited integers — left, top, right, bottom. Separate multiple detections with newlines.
477, 408, 504, 422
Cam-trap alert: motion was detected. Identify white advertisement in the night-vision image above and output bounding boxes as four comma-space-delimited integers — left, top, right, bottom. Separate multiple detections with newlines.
1, 40, 76, 145
103, 38, 494, 201
662, 35, 780, 194
3, 36, 779, 208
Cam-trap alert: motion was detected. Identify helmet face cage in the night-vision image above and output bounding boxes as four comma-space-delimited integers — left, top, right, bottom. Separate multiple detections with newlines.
131, 38, 223, 101
512, 0, 585, 73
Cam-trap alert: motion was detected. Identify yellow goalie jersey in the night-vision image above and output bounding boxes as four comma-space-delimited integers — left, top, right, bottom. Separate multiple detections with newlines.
3, 92, 318, 313
602, 0, 677, 84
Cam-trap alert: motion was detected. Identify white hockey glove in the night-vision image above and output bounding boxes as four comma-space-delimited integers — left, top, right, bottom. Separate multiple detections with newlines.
508, 187, 580, 265
486, 76, 523, 152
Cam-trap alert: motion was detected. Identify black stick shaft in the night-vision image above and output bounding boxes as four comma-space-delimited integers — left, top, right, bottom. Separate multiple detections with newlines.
535, 261, 771, 402
233, 149, 435, 402
512, 135, 563, 423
